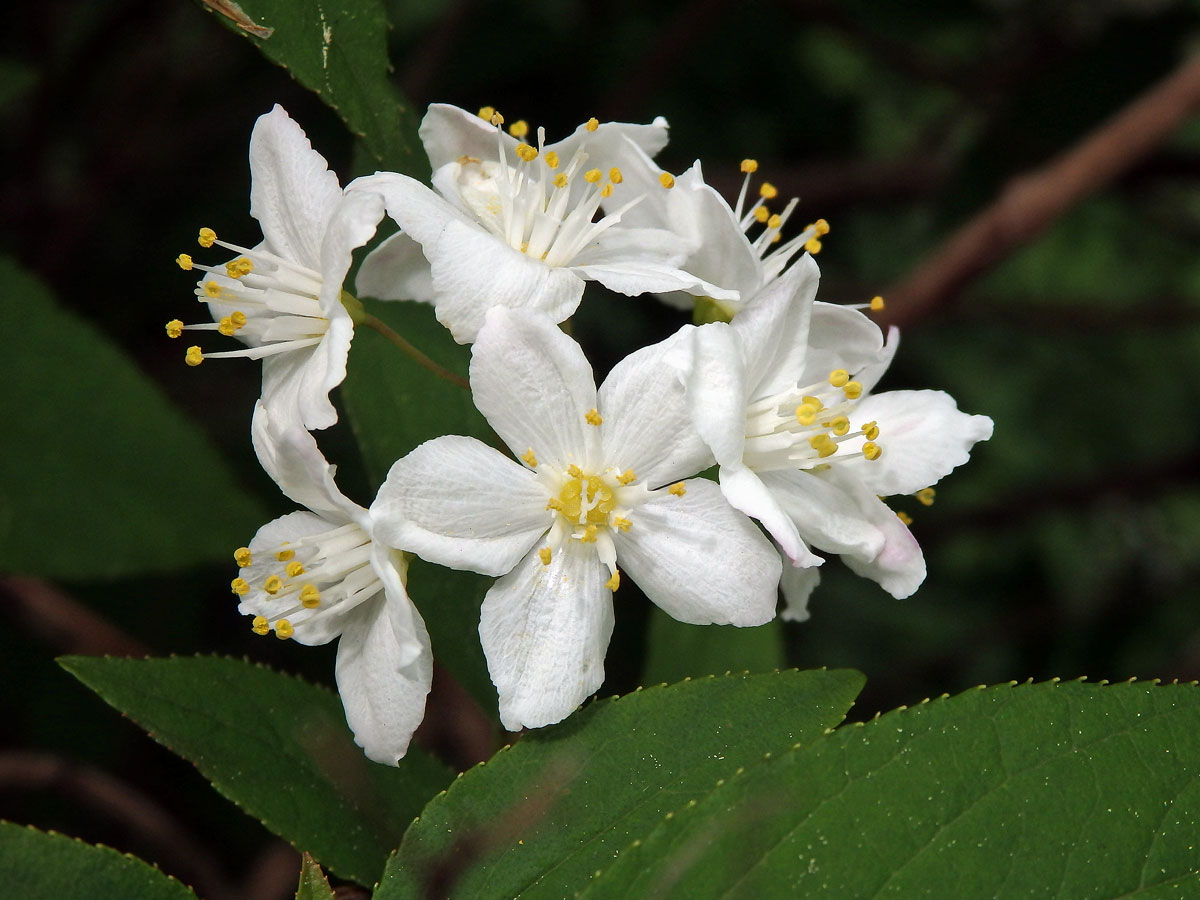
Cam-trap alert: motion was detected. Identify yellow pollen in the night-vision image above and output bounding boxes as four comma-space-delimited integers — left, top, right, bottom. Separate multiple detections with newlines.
477, 106, 496, 121
489, 111, 505, 126
771, 233, 782, 243
176, 253, 193, 270
830, 416, 850, 436
299, 584, 321, 608
185, 346, 204, 367
863, 421, 880, 440
275, 549, 294, 561
231, 577, 250, 596
539, 547, 552, 566
759, 182, 778, 199
585, 117, 599, 131
805, 238, 823, 254
274, 619, 294, 640
165, 319, 184, 339
829, 369, 849, 388
617, 469, 636, 485
585, 408, 603, 426
740, 158, 759, 173
218, 317, 236, 336
204, 281, 223, 298
234, 547, 252, 567
567, 464, 584, 478
605, 570, 621, 591
230, 311, 247, 328
916, 487, 936, 507
862, 442, 881, 461
225, 257, 253, 278
264, 575, 282, 594
843, 381, 863, 399
897, 510, 913, 526
609, 167, 623, 184
546, 497, 563, 511
286, 561, 305, 577
613, 516, 632, 532
803, 395, 824, 410
508, 119, 529, 138
795, 402, 820, 426
521, 449, 538, 468
767, 214, 782, 229
809, 435, 837, 458
251, 615, 270, 635
601, 184, 613, 198
580, 525, 598, 543
515, 143, 538, 162
553, 173, 568, 189
544, 150, 560, 169
197, 227, 216, 248
754, 206, 770, 223
813, 219, 830, 235
870, 295, 885, 311
668, 482, 686, 497
659, 172, 675, 189
584, 168, 602, 183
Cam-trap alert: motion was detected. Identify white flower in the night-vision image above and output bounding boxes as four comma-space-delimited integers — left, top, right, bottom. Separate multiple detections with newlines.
166, 105, 384, 430
231, 402, 431, 764
679, 254, 993, 619
352, 104, 737, 343
371, 308, 780, 730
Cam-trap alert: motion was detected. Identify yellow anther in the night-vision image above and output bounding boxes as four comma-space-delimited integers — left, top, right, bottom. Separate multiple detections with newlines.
477, 106, 496, 121
843, 381, 863, 400
204, 281, 222, 298
251, 615, 270, 635
539, 547, 552, 566
185, 346, 204, 367
515, 143, 538, 162
740, 158, 759, 173
862, 441, 881, 460
234, 547, 252, 567
230, 311, 247, 329
609, 167, 623, 184
916, 487, 936, 507
231, 577, 250, 596
165, 319, 184, 339
795, 402, 820, 426
659, 172, 675, 189
299, 584, 321, 608
612, 516, 632, 532
286, 561, 305, 577
829, 369, 849, 388
580, 525, 599, 543
863, 421, 880, 441
198, 227, 216, 248
813, 218, 830, 235
601, 183, 613, 198
490, 111, 505, 126
605, 570, 621, 591
274, 619, 294, 640
508, 119, 529, 138
803, 395, 824, 410
176, 253, 193, 270
809, 435, 837, 458
546, 497, 564, 511
264, 575, 282, 595
553, 173, 568, 189
754, 206, 770, 224
218, 317, 236, 336
771, 233, 782, 243
585, 408, 603, 426
767, 214, 782, 230
668, 482, 686, 497
585, 116, 599, 131
897, 510, 913, 526
521, 449, 538, 468
584, 168, 602, 184
225, 257, 253, 278
759, 182, 778, 199
544, 150, 560, 169
870, 295, 885, 311
275, 549, 294, 561
831, 416, 850, 436
617, 469, 636, 485
805, 238, 823, 254
567, 464, 584, 478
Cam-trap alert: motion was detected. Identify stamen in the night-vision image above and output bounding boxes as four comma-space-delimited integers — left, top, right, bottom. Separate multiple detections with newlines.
544, 150, 560, 169
754, 206, 770, 224
185, 346, 204, 366
251, 615, 270, 635
234, 547, 252, 567
515, 143, 538, 162
829, 369, 849, 388
546, 497, 563, 511
767, 214, 782, 229
176, 254, 193, 271
585, 117, 599, 132
870, 295, 885, 311
286, 561, 305, 577
580, 525, 598, 543
830, 416, 850, 435
843, 381, 863, 400
916, 487, 936, 506
585, 408, 603, 426
567, 464, 584, 478
275, 549, 294, 561
477, 106, 496, 121
862, 421, 880, 440
203, 281, 222, 298
521, 449, 538, 467
605, 570, 621, 591
805, 237, 823, 255
217, 317, 236, 336
553, 173, 568, 189
740, 158, 759, 173
584, 168, 602, 184
668, 482, 686, 497
601, 184, 613, 198
659, 172, 675, 189
274, 619, 294, 639
862, 442, 881, 460
198, 228, 216, 248
165, 320, 184, 338
299, 584, 321, 608
609, 167, 623, 183
264, 575, 282, 594
612, 516, 632, 531
617, 469, 636, 485
231, 578, 250, 596
508, 119, 529, 138
897, 511, 913, 526
539, 547, 552, 566
795, 402, 820, 426
489, 111, 505, 126
759, 182, 778, 199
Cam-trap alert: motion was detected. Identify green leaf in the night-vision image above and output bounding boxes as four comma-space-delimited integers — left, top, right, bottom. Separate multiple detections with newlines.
202, 0, 423, 174
374, 668, 865, 900
642, 608, 785, 685
60, 654, 453, 887
0, 257, 266, 580
0, 822, 197, 899
295, 853, 337, 900
342, 298, 497, 712
584, 679, 1200, 899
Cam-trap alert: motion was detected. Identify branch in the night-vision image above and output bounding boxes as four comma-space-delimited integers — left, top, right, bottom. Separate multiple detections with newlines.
1, 576, 148, 657
881, 54, 1200, 328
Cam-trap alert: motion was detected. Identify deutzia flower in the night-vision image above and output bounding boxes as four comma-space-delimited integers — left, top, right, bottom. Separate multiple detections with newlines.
371, 308, 781, 730
678, 253, 993, 620
352, 103, 737, 343
232, 402, 431, 764
166, 105, 384, 430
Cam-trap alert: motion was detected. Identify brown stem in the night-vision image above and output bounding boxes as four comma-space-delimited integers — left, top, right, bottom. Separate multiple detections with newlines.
361, 313, 470, 390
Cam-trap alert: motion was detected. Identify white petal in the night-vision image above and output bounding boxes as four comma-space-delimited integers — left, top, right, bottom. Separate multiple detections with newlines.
470, 308, 602, 469
719, 464, 819, 567
733, 253, 820, 398
334, 589, 432, 765
614, 479, 781, 627
355, 232, 435, 303
249, 105, 344, 266
548, 116, 671, 174
799, 302, 888, 387
779, 551, 820, 623
758, 468, 885, 562
596, 327, 713, 488
420, 103, 514, 171
571, 226, 690, 269
837, 390, 994, 497
856, 325, 899, 395
683, 323, 749, 468
348, 172, 476, 249
825, 473, 926, 599
480, 542, 614, 731
372, 436, 550, 577
572, 259, 738, 302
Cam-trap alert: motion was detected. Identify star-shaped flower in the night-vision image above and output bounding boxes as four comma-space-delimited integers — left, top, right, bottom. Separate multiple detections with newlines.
372, 308, 780, 730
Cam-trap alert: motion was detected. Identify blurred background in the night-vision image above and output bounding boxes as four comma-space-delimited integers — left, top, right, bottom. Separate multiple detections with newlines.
4, 0, 1200, 895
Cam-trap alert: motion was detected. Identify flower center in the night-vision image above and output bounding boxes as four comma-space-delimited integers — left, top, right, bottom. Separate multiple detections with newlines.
230, 521, 387, 640
165, 227, 331, 368
732, 158, 830, 285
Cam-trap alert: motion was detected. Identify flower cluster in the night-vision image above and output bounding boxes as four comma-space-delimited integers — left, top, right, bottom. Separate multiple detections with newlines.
169, 103, 992, 763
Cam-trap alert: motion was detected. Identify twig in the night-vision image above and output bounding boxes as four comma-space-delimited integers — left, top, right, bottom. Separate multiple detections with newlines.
881, 54, 1200, 328
1, 577, 148, 657
361, 313, 470, 390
